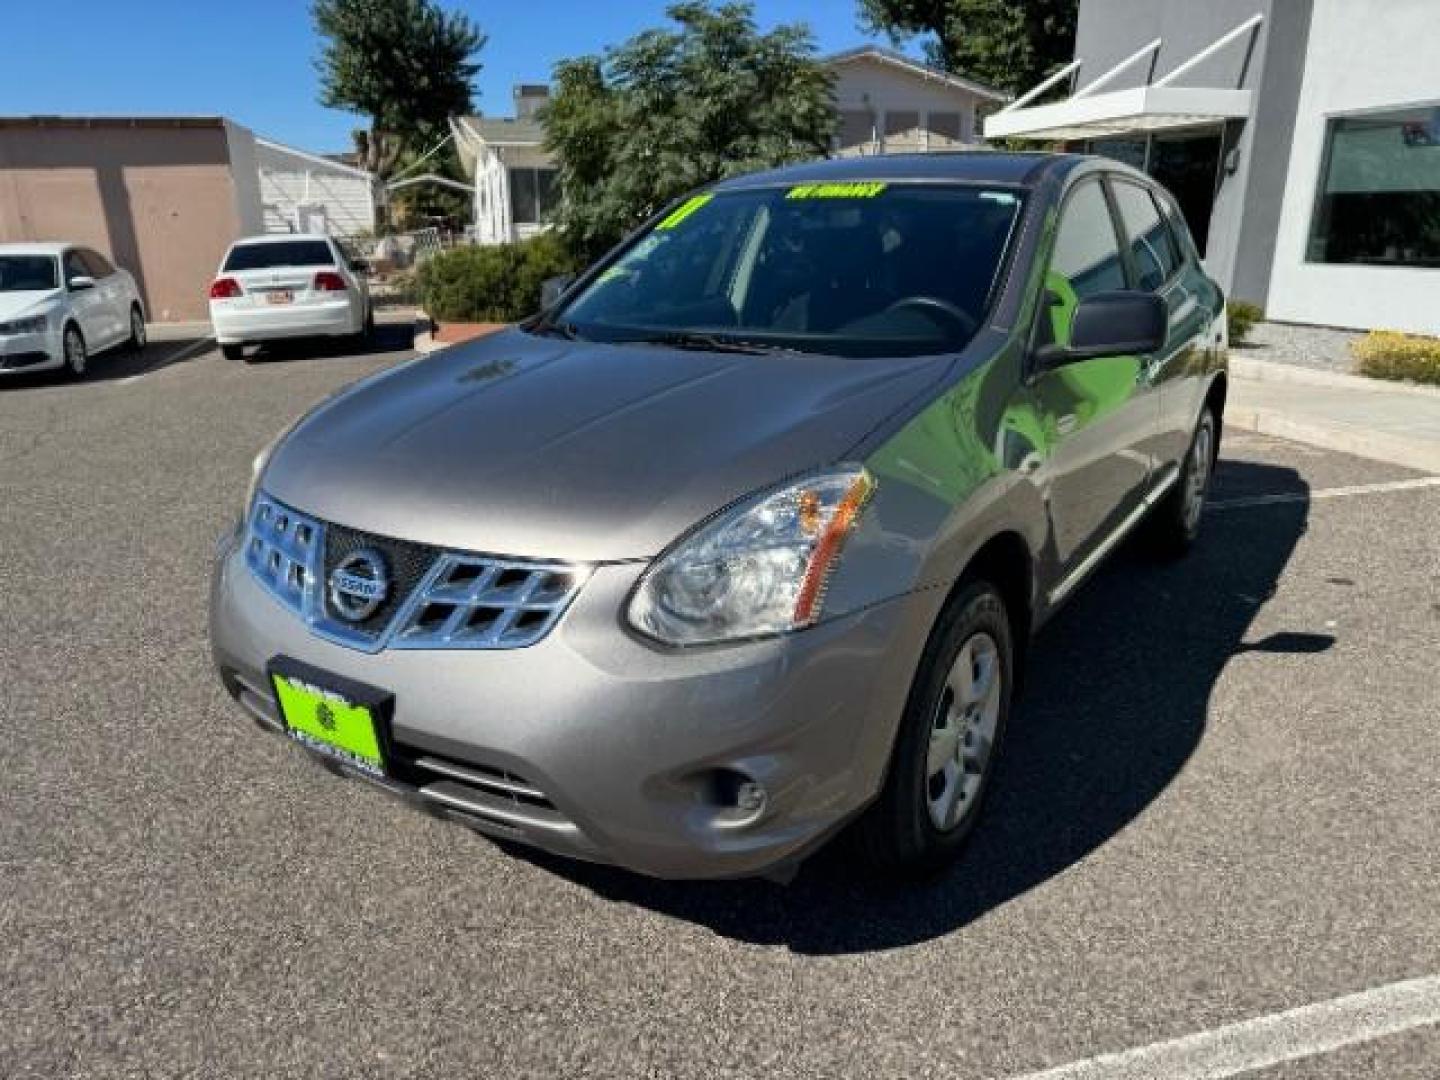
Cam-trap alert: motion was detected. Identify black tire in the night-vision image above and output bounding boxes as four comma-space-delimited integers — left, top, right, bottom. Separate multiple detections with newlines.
127, 304, 147, 352
62, 323, 88, 380
221, 343, 245, 361
1145, 406, 1217, 558
855, 579, 1014, 876
350, 306, 374, 349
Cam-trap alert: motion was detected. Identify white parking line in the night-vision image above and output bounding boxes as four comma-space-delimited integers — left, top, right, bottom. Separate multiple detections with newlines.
115, 337, 214, 385
1009, 974, 1440, 1080
1209, 475, 1440, 510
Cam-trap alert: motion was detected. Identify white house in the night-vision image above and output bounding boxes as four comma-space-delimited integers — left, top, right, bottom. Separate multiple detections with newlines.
254, 137, 377, 238
454, 51, 1010, 246
828, 46, 1010, 156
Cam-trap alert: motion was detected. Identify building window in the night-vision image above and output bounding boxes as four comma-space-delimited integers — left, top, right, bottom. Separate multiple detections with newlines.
837, 109, 877, 154
884, 110, 924, 152
509, 167, 558, 226
928, 111, 963, 149
1308, 105, 1440, 267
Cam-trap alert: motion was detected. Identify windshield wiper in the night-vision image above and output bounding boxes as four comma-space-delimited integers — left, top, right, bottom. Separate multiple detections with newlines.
618, 331, 796, 356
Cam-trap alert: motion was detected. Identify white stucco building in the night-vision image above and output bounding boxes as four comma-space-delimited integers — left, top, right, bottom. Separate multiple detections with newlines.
454, 50, 1010, 246
987, 0, 1440, 335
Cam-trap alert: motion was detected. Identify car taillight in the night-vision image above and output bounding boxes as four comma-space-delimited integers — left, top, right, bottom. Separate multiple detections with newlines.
209, 278, 242, 299
313, 271, 347, 292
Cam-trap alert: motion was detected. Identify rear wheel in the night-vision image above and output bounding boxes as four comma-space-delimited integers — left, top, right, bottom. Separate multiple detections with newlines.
1145, 407, 1217, 557
63, 324, 88, 379
128, 305, 146, 352
855, 579, 1013, 875
221, 343, 245, 362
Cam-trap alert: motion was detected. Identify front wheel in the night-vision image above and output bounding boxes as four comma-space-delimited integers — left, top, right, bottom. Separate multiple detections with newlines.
221, 343, 245, 362
128, 305, 146, 352
63, 325, 88, 379
1145, 407, 1217, 557
855, 580, 1013, 875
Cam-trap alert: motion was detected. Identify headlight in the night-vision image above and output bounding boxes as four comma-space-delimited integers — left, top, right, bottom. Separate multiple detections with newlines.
243, 424, 295, 517
628, 466, 876, 646
0, 314, 49, 336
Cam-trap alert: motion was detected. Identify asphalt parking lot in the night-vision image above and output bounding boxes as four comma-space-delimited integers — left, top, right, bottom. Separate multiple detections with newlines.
1, 336, 1437, 1078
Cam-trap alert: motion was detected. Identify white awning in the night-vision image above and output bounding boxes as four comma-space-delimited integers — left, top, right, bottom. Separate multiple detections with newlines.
985, 13, 1263, 142
984, 85, 1252, 141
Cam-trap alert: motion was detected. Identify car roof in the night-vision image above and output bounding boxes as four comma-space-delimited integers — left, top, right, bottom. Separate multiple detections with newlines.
0, 242, 71, 257
228, 234, 336, 247
712, 151, 1085, 192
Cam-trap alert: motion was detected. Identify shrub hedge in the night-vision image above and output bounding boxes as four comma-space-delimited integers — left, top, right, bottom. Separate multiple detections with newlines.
1227, 300, 1264, 344
418, 234, 578, 324
1351, 330, 1440, 386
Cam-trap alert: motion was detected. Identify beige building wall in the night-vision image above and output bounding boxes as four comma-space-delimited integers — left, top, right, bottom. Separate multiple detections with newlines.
0, 119, 251, 321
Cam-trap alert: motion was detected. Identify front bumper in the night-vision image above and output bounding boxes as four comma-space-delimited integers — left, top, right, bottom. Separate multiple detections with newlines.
209, 524, 936, 879
0, 328, 61, 374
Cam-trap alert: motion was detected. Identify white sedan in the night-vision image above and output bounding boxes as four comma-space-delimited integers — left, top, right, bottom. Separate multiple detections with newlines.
0, 242, 146, 378
209, 235, 372, 361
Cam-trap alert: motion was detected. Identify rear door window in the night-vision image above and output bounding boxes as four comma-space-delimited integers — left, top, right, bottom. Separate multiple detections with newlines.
224, 240, 335, 272
1110, 180, 1180, 290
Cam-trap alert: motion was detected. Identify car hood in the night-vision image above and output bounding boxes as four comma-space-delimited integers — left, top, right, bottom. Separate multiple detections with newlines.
0, 290, 60, 323
265, 328, 946, 562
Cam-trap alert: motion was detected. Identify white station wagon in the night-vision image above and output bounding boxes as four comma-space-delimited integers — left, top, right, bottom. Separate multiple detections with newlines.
0, 242, 146, 378
209, 235, 373, 361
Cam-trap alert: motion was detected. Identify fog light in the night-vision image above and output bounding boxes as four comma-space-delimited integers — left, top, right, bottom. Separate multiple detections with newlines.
703, 768, 769, 829
735, 781, 768, 817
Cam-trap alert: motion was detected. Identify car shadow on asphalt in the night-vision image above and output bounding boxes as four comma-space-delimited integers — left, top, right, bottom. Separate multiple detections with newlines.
0, 336, 210, 389
241, 320, 416, 363
507, 458, 1329, 955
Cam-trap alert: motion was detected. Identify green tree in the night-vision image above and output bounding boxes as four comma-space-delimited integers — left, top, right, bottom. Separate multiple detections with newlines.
858, 0, 1077, 96
542, 1, 836, 260
312, 0, 485, 178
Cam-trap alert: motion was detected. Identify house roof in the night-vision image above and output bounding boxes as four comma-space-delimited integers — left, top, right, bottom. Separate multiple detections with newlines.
457, 115, 546, 147
254, 136, 374, 178
825, 46, 1012, 103
0, 115, 231, 130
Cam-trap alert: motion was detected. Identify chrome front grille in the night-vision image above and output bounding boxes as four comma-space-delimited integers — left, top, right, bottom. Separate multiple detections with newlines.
243, 494, 588, 653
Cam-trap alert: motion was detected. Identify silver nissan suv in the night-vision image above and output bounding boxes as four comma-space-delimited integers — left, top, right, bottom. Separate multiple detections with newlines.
210, 152, 1226, 879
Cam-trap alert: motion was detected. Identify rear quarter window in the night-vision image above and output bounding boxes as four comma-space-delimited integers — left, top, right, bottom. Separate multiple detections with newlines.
224, 240, 335, 272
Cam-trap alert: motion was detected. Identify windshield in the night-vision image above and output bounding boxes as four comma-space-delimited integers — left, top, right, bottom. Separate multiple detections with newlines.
224, 240, 334, 272
0, 255, 60, 293
548, 183, 1023, 357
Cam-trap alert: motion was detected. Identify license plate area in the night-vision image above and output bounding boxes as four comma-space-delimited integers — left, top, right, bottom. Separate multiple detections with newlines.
268, 656, 393, 777
266, 289, 294, 305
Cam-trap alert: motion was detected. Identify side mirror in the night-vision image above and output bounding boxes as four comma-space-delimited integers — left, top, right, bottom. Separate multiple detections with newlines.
1036, 291, 1166, 369
68, 275, 96, 292
540, 273, 577, 309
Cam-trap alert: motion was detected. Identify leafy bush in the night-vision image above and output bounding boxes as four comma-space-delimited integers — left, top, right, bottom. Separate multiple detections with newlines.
418, 234, 578, 323
1227, 300, 1264, 344
1351, 331, 1440, 386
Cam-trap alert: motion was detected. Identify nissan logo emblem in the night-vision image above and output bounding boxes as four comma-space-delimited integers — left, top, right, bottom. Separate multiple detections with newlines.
327, 549, 390, 623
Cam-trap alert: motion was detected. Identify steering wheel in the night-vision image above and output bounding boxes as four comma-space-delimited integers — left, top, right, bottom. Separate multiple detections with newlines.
883, 296, 978, 339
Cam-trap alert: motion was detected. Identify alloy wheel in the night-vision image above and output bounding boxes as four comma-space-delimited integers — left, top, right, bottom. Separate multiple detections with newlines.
131, 309, 147, 350
926, 631, 1002, 831
1183, 417, 1214, 532
65, 328, 87, 376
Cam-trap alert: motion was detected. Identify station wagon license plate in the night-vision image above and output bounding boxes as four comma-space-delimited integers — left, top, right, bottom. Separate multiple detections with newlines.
266, 290, 294, 305
268, 657, 391, 777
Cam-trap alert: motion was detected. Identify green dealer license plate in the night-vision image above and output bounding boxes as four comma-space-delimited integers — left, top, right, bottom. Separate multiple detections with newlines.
268, 657, 391, 777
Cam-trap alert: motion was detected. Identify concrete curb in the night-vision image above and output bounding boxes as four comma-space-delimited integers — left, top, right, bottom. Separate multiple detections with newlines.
1227, 403, 1440, 474
1230, 355, 1440, 398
